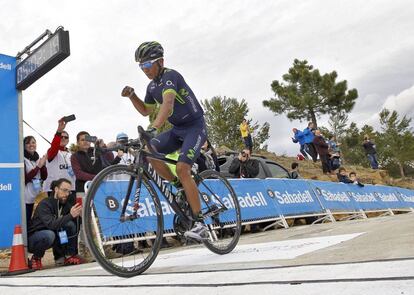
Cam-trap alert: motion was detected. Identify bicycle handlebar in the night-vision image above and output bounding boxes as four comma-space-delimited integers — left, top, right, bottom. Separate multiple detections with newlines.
137, 125, 167, 159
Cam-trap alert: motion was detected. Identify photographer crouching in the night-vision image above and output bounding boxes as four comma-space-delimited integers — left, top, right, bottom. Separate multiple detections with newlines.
228, 149, 259, 179
27, 178, 84, 269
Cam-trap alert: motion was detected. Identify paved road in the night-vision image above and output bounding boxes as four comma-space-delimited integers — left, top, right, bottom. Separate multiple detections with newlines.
1, 213, 413, 295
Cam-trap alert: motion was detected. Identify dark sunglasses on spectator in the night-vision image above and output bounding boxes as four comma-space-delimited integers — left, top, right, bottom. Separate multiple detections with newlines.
139, 57, 161, 70
61, 136, 69, 139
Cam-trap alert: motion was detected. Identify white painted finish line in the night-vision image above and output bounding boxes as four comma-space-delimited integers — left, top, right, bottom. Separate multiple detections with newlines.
151, 232, 365, 268
84, 232, 364, 271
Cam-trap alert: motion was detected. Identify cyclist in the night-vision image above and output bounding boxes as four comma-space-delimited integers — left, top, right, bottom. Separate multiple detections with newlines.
121, 41, 208, 241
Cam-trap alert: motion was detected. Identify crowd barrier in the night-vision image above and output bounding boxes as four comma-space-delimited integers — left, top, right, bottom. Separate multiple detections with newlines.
90, 178, 414, 243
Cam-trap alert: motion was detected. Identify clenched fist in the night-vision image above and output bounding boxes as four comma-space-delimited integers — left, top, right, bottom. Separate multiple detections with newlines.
121, 86, 135, 98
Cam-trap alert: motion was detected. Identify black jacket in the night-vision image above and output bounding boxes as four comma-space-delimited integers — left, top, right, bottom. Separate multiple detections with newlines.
71, 148, 115, 192
28, 195, 75, 235
337, 173, 353, 184
363, 141, 377, 155
228, 158, 259, 178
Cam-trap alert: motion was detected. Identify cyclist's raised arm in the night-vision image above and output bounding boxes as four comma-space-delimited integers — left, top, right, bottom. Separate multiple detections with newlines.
121, 86, 154, 116
152, 91, 174, 129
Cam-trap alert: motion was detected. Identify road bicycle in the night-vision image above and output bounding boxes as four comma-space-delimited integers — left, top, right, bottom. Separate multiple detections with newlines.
82, 126, 242, 277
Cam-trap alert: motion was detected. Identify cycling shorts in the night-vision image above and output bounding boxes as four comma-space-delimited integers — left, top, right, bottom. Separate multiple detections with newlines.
150, 118, 207, 166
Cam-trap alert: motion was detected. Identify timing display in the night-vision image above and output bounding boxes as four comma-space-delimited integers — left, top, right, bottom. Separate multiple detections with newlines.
16, 28, 70, 90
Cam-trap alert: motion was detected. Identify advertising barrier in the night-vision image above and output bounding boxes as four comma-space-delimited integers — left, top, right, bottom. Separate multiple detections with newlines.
307, 180, 358, 212
363, 184, 406, 210
0, 54, 22, 249
90, 178, 414, 241
263, 179, 323, 216
229, 179, 281, 220
395, 187, 414, 209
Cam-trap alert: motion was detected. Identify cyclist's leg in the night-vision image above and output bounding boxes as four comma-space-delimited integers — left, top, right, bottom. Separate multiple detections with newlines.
176, 120, 207, 215
149, 129, 182, 181
176, 162, 199, 213
176, 120, 209, 240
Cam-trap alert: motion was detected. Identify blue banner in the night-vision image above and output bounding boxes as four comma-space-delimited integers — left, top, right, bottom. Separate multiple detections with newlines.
308, 180, 358, 212
363, 184, 406, 209
0, 53, 22, 248
91, 177, 414, 241
346, 184, 388, 210
228, 178, 281, 220
263, 179, 323, 216
395, 187, 414, 208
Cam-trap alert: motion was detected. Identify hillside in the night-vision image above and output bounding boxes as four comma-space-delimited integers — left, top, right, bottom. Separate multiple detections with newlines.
217, 148, 414, 189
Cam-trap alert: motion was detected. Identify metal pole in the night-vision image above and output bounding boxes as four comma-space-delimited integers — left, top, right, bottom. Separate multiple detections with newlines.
16, 29, 52, 59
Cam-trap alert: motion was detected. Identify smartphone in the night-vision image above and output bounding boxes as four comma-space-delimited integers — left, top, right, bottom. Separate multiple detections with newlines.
84, 135, 98, 142
63, 114, 76, 123
76, 196, 83, 206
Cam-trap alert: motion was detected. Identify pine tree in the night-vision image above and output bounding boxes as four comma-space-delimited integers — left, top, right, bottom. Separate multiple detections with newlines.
263, 59, 358, 127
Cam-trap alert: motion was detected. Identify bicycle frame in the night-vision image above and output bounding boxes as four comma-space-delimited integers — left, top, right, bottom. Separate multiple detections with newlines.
119, 148, 193, 229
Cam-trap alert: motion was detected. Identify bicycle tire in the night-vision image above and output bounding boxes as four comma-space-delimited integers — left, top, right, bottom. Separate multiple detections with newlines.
83, 164, 164, 277
197, 170, 242, 254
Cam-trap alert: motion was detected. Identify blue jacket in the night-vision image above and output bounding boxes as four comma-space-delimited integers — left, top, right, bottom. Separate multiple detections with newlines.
302, 127, 315, 143
293, 130, 306, 145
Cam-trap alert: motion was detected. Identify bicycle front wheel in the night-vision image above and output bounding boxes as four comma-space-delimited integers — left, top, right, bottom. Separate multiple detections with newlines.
83, 164, 164, 277
197, 170, 242, 254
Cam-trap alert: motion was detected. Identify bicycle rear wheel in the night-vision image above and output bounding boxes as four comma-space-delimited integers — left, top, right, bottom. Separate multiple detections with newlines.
83, 164, 163, 277
197, 170, 242, 254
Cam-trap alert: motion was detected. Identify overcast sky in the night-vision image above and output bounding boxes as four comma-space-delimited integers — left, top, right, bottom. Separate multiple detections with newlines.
1, 0, 414, 156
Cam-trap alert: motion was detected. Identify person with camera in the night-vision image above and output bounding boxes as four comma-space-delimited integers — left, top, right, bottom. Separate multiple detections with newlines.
71, 131, 119, 259
112, 132, 134, 165
122, 41, 209, 241
27, 178, 84, 270
363, 136, 379, 169
228, 149, 260, 178
43, 117, 76, 200
71, 131, 118, 194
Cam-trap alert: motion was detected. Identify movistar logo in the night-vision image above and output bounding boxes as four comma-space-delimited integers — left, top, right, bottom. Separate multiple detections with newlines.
187, 149, 195, 160
0, 62, 12, 71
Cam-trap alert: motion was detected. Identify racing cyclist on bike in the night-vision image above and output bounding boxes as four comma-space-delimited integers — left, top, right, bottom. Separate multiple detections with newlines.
121, 41, 208, 241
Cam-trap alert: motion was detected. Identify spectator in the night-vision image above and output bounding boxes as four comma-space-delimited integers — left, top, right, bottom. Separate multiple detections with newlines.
302, 122, 318, 162
240, 118, 253, 154
292, 128, 309, 160
349, 171, 364, 187
290, 162, 301, 179
113, 132, 134, 165
328, 135, 341, 155
363, 136, 379, 169
43, 118, 76, 200
313, 129, 331, 174
228, 149, 259, 178
24, 136, 48, 225
329, 152, 342, 171
27, 178, 84, 269
70, 131, 116, 258
195, 140, 220, 173
71, 131, 116, 194
337, 167, 353, 184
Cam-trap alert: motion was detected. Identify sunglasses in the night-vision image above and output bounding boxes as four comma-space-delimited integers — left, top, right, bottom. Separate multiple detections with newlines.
139, 57, 161, 69
61, 136, 69, 139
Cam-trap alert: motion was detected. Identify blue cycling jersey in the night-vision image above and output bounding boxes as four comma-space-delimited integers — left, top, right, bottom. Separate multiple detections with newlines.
144, 68, 204, 126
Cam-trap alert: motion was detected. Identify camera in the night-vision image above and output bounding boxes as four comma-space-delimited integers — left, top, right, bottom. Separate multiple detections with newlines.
62, 114, 76, 123
84, 135, 98, 143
